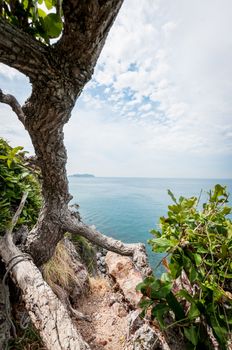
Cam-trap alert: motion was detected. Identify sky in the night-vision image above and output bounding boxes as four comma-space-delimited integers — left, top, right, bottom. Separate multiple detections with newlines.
0, 0, 232, 178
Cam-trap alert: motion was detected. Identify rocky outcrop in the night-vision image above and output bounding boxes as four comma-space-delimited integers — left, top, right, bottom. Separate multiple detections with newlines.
105, 252, 183, 350
105, 252, 143, 307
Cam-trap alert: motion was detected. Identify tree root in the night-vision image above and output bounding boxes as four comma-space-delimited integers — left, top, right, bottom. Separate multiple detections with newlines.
0, 237, 90, 350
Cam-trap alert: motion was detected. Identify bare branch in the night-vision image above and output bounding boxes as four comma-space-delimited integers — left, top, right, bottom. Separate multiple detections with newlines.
0, 89, 26, 124
6, 192, 28, 238
0, 17, 49, 80
64, 213, 152, 277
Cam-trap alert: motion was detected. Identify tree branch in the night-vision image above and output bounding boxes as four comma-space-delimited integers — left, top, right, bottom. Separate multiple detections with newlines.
0, 17, 49, 80
64, 213, 152, 277
0, 89, 26, 124
55, 0, 124, 87
6, 191, 28, 238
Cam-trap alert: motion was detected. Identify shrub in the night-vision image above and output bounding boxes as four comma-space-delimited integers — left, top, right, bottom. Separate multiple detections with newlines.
0, 138, 41, 234
137, 185, 232, 349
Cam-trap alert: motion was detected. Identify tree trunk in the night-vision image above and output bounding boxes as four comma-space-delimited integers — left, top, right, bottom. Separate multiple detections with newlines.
0, 263, 11, 349
0, 236, 90, 350
0, 1, 153, 348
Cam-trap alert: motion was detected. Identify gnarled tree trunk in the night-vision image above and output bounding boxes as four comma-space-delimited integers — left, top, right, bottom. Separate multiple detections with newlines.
0, 1, 151, 348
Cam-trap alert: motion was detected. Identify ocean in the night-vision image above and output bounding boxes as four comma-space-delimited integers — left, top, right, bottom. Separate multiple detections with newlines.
69, 177, 232, 274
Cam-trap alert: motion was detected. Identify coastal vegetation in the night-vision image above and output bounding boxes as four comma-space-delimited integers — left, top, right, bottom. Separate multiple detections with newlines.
0, 138, 41, 235
138, 185, 232, 349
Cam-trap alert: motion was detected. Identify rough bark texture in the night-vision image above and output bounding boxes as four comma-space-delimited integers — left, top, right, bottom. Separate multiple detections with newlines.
0, 263, 11, 349
0, 236, 90, 350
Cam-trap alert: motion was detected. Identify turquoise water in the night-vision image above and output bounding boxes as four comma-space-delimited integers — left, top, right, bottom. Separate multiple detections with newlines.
69, 177, 232, 273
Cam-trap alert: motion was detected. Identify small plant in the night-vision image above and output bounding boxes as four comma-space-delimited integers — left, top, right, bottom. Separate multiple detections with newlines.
137, 185, 232, 349
0, 138, 41, 235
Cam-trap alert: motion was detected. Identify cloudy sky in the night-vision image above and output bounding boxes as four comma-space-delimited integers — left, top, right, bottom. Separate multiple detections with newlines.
0, 0, 232, 178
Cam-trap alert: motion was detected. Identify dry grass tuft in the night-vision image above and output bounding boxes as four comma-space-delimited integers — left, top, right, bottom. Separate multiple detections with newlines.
43, 240, 80, 291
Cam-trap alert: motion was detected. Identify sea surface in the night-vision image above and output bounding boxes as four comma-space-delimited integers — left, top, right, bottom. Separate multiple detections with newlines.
69, 177, 232, 274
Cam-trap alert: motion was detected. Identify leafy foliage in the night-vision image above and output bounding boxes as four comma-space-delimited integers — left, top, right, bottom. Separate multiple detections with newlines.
137, 185, 232, 349
0, 138, 41, 235
0, 0, 63, 43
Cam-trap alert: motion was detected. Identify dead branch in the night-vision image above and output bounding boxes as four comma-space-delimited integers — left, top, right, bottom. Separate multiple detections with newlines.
0, 89, 26, 125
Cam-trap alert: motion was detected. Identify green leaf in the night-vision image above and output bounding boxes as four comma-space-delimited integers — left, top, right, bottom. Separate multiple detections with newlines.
166, 292, 185, 321
43, 13, 63, 38
7, 159, 12, 168
11, 146, 23, 156
44, 0, 53, 10
150, 237, 177, 253
188, 303, 200, 319
167, 189, 177, 204
184, 325, 199, 346
38, 8, 47, 18
139, 298, 153, 309
189, 266, 198, 283
151, 303, 169, 329
194, 253, 202, 266
177, 289, 195, 303
151, 281, 173, 299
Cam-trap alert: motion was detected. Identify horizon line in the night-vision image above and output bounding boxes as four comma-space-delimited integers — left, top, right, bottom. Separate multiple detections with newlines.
68, 175, 232, 180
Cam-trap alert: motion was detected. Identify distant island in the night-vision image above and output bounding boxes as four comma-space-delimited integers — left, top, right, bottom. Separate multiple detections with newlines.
69, 173, 95, 178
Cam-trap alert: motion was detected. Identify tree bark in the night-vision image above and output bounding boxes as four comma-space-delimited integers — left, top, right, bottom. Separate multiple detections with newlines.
0, 263, 11, 349
0, 17, 49, 80
0, 236, 90, 350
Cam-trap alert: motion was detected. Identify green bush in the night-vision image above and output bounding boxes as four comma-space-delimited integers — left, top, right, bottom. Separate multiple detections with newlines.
0, 138, 41, 235
137, 185, 232, 349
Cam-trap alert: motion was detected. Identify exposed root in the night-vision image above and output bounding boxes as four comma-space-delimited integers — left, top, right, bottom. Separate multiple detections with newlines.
70, 307, 92, 322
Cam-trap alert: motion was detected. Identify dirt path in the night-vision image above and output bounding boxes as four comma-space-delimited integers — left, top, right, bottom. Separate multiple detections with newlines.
75, 277, 130, 350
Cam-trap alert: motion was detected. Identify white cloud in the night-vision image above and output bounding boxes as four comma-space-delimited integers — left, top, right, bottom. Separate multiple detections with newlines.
0, 0, 231, 178
88, 0, 232, 170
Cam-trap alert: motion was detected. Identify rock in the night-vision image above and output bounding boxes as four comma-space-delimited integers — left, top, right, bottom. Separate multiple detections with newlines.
126, 324, 161, 350
127, 310, 144, 336
105, 252, 143, 307
88, 335, 96, 343
108, 294, 117, 306
96, 252, 102, 259
126, 323, 174, 350
111, 318, 117, 326
100, 257, 106, 265
98, 339, 108, 346
112, 302, 128, 317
